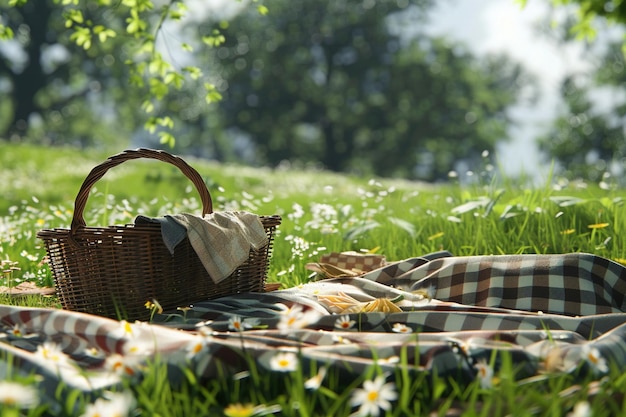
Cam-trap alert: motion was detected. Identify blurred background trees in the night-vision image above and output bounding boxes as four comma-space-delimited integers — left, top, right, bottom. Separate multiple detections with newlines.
199, 0, 528, 180
531, 0, 626, 182
1, 0, 624, 183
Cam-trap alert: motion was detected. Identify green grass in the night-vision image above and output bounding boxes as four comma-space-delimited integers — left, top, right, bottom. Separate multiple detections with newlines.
1, 142, 626, 416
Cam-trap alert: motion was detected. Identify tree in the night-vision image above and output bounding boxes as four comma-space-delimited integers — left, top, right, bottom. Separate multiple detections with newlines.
201, 0, 529, 180
537, 73, 625, 181
0, 0, 239, 146
522, 1, 626, 181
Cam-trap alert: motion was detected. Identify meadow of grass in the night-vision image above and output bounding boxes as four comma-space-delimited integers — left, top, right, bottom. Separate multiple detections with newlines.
1, 142, 625, 416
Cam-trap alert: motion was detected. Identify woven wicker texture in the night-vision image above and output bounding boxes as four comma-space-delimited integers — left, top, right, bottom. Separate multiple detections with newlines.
37, 148, 281, 321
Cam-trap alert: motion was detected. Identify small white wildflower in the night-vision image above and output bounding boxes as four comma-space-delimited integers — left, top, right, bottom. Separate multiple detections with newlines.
228, 315, 256, 332
104, 353, 143, 377
582, 345, 609, 374
392, 323, 412, 334
350, 374, 397, 417
334, 315, 356, 330
115, 320, 136, 338
10, 323, 24, 337
304, 367, 327, 390
79, 391, 135, 417
0, 381, 39, 408
474, 359, 494, 389
185, 336, 209, 359
276, 304, 321, 333
35, 342, 70, 366
269, 351, 298, 372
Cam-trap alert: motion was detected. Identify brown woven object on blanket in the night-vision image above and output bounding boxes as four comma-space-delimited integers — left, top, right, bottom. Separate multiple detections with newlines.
37, 148, 281, 321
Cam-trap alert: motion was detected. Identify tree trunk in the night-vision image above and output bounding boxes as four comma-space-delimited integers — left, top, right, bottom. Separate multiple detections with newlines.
3, 2, 53, 139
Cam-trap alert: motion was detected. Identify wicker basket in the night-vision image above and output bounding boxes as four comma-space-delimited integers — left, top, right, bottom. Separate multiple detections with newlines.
37, 148, 281, 321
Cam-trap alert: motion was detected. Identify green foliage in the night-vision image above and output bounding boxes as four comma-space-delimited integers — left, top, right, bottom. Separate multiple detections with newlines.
529, 2, 626, 182
1, 144, 626, 416
542, 0, 626, 51
203, 0, 530, 181
0, 0, 240, 144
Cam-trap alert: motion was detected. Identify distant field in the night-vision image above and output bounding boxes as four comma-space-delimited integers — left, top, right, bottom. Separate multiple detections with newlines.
2, 142, 624, 290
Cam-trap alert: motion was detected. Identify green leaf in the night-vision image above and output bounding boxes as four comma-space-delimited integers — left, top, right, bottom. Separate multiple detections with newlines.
0, 25, 14, 40
257, 5, 269, 15
182, 66, 203, 80
69, 27, 92, 50
93, 25, 116, 43
158, 131, 176, 147
149, 78, 169, 99
202, 30, 225, 47
142, 100, 154, 113
204, 83, 222, 104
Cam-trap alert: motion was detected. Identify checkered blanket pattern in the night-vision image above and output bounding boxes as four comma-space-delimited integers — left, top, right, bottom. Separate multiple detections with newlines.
1, 252, 625, 408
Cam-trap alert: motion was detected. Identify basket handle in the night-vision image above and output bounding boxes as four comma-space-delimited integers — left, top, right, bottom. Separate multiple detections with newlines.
70, 148, 213, 234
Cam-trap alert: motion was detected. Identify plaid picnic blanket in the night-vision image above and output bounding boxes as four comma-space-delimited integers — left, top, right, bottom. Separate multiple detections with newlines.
1, 252, 625, 409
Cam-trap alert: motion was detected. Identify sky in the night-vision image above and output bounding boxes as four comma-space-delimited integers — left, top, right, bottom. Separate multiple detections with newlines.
424, 0, 593, 180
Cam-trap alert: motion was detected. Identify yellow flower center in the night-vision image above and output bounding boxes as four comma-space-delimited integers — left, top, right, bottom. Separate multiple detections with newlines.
367, 391, 378, 402
279, 359, 290, 368
588, 352, 599, 365
224, 403, 255, 417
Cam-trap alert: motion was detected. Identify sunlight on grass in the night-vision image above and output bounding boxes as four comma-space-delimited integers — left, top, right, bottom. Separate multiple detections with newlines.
1, 144, 626, 416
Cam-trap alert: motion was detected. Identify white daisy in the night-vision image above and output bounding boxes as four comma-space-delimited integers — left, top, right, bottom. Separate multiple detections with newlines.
334, 315, 356, 330
581, 345, 609, 374
228, 315, 258, 332
391, 323, 412, 334
276, 304, 321, 333
0, 381, 39, 408
35, 342, 70, 367
185, 336, 209, 359
104, 353, 143, 377
474, 359, 494, 389
269, 351, 298, 372
304, 367, 327, 390
350, 374, 397, 417
79, 391, 135, 417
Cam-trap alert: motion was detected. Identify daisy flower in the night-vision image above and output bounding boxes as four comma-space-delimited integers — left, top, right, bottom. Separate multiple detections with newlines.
228, 315, 258, 332
269, 351, 298, 372
114, 320, 136, 338
0, 381, 39, 408
474, 359, 494, 389
392, 323, 412, 334
276, 304, 321, 333
35, 342, 70, 367
10, 323, 24, 338
185, 336, 209, 359
334, 315, 356, 330
123, 339, 153, 356
104, 353, 143, 377
304, 367, 327, 391
582, 345, 609, 374
350, 374, 397, 417
79, 391, 135, 417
